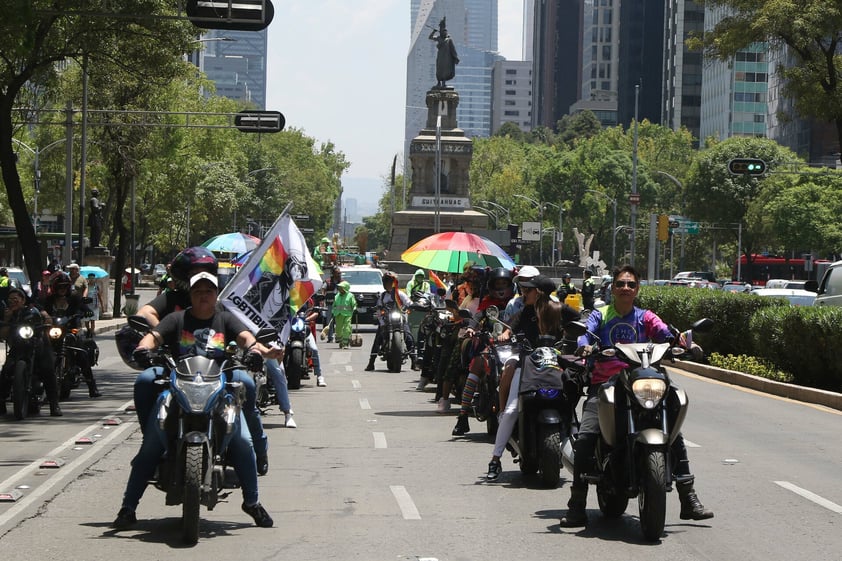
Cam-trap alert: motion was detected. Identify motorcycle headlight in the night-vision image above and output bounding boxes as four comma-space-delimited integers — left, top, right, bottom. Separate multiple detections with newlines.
390, 311, 402, 321
49, 327, 63, 339
17, 325, 35, 339
632, 378, 666, 409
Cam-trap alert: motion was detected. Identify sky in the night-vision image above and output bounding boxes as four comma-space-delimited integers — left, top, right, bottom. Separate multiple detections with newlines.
265, 1, 524, 217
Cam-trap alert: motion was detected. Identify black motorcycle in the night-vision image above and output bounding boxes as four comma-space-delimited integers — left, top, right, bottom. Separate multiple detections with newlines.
49, 306, 99, 400
1, 309, 48, 419
376, 303, 408, 373
464, 305, 510, 436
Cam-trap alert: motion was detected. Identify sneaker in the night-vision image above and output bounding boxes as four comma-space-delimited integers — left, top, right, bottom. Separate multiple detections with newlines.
486, 459, 502, 481
242, 502, 274, 528
436, 397, 451, 414
316, 375, 327, 387
256, 454, 269, 476
284, 412, 297, 428
452, 415, 470, 436
416, 377, 429, 391
112, 507, 137, 529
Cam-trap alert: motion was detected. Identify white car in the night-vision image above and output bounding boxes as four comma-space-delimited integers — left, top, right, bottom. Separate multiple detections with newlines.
750, 287, 816, 306
338, 265, 384, 323
6, 267, 31, 297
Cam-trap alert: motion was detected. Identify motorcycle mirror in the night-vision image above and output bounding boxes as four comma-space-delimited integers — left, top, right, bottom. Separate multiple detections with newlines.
128, 315, 151, 333
485, 305, 499, 320
255, 327, 278, 346
691, 317, 715, 332
564, 320, 588, 338
458, 309, 472, 319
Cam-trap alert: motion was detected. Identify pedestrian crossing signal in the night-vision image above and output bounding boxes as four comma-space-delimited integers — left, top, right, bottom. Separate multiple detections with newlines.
728, 158, 767, 175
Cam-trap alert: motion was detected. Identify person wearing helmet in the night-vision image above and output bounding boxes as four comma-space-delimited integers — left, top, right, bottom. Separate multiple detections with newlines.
43, 272, 101, 398
365, 272, 413, 371
332, 280, 356, 349
122, 246, 270, 475
405, 269, 431, 298
558, 273, 577, 297
312, 237, 332, 269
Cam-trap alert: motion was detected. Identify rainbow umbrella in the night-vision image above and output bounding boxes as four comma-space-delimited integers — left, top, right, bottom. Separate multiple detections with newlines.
401, 231, 516, 273
201, 232, 260, 254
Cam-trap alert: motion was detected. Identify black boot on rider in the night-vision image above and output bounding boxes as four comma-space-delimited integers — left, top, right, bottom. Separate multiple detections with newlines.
49, 399, 63, 417
560, 484, 589, 527
452, 414, 470, 436
365, 355, 376, 371
87, 379, 102, 398
676, 476, 714, 520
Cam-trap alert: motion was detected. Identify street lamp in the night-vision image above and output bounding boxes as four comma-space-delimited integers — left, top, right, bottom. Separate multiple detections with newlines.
480, 200, 512, 225
12, 137, 67, 234
473, 206, 500, 229
514, 194, 544, 265
543, 201, 562, 265
584, 189, 617, 268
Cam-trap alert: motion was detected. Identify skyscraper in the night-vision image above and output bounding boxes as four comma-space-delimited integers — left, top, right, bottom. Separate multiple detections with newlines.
532, 0, 582, 129
406, 0, 501, 148
194, 29, 268, 110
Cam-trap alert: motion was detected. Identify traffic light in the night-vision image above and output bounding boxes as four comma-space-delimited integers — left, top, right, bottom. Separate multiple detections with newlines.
657, 214, 669, 241
186, 0, 275, 31
728, 158, 767, 175
234, 110, 285, 133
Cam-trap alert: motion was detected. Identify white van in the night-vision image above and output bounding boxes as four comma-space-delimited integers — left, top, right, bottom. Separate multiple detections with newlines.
813, 260, 842, 307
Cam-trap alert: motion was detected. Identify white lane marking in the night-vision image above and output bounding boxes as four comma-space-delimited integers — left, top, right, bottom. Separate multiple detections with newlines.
373, 432, 387, 449
683, 439, 700, 448
345, 365, 353, 372
351, 380, 362, 389
390, 485, 421, 520
775, 481, 842, 514
359, 398, 371, 410
0, 406, 137, 529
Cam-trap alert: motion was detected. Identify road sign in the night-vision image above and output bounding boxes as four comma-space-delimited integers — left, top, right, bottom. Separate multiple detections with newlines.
521, 221, 541, 242
292, 214, 310, 222
629, 193, 641, 205
186, 0, 275, 31
673, 222, 700, 235
234, 110, 285, 133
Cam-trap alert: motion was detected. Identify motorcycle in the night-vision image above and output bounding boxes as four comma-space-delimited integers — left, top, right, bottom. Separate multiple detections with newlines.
464, 305, 510, 436
376, 303, 408, 373
1, 310, 48, 419
49, 305, 99, 400
561, 317, 714, 542
127, 316, 274, 545
507, 336, 580, 488
409, 292, 449, 380
284, 306, 322, 390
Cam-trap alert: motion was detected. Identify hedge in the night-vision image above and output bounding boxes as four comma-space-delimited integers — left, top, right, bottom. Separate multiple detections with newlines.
636, 287, 842, 392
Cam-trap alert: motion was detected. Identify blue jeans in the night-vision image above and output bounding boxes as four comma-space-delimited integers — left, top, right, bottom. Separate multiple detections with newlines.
120, 389, 259, 510
133, 367, 267, 457
264, 358, 291, 412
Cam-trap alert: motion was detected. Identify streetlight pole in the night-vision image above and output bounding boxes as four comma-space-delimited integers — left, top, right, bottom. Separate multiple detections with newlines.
543, 201, 562, 265
584, 189, 617, 268
630, 84, 640, 267
12, 138, 67, 234
473, 206, 499, 229
514, 194, 544, 265
481, 200, 512, 225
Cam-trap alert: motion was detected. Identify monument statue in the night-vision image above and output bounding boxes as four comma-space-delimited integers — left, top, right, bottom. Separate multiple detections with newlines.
429, 17, 459, 88
88, 188, 104, 248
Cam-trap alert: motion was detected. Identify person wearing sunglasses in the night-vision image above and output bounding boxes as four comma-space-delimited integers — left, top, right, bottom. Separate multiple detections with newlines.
559, 265, 713, 527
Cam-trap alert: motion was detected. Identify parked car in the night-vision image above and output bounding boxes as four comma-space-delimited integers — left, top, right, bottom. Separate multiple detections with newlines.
722, 281, 751, 293
764, 279, 813, 291
751, 287, 816, 306
814, 260, 842, 307
6, 267, 31, 297
673, 270, 717, 283
153, 264, 167, 282
338, 265, 384, 323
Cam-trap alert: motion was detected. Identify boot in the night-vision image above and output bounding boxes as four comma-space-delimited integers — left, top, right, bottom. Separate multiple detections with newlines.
87, 379, 102, 398
676, 476, 714, 520
452, 414, 470, 436
49, 399, 63, 417
559, 485, 589, 527
365, 356, 376, 371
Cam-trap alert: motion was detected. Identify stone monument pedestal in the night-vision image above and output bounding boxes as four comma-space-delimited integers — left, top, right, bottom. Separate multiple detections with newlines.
84, 247, 114, 319
390, 210, 488, 254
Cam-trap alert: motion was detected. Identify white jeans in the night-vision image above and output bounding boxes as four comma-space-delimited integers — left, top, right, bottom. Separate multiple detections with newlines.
492, 367, 521, 458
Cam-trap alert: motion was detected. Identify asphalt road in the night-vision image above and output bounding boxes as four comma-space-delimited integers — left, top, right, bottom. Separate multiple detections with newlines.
0, 324, 840, 560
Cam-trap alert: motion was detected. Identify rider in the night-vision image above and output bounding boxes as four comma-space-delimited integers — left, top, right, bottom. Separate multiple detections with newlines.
558, 273, 577, 297
118, 247, 271, 474
112, 272, 279, 529
365, 271, 413, 371
299, 295, 326, 387
559, 265, 713, 527
452, 267, 515, 436
43, 272, 101, 398
0, 287, 62, 416
406, 269, 432, 377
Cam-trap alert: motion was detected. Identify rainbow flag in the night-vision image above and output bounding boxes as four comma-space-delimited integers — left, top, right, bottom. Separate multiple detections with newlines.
429, 270, 448, 290
219, 214, 323, 338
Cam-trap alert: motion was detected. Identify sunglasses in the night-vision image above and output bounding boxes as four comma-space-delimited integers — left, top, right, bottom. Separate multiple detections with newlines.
613, 280, 638, 289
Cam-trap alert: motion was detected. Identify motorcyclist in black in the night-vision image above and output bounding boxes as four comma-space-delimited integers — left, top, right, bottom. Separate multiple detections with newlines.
42, 272, 101, 398
0, 287, 62, 416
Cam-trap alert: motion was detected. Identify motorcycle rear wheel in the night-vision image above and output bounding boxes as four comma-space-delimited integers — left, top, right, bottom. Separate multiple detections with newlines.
638, 449, 667, 542
182, 445, 203, 545
538, 425, 562, 489
12, 361, 30, 420
286, 348, 305, 390
58, 364, 75, 401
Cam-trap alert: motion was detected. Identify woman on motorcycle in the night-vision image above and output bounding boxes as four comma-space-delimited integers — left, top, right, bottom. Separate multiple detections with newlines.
43, 272, 101, 398
0, 287, 62, 416
559, 265, 713, 527
365, 271, 414, 371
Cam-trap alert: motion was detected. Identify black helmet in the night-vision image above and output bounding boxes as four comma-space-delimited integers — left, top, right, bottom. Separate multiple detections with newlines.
115, 324, 144, 371
52, 272, 72, 289
382, 271, 398, 290
170, 246, 218, 289
486, 267, 514, 300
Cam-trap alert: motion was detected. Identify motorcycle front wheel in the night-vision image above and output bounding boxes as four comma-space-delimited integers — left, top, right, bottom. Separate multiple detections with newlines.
538, 425, 562, 488
182, 445, 203, 545
638, 449, 667, 542
387, 332, 403, 373
286, 348, 305, 390
12, 360, 30, 420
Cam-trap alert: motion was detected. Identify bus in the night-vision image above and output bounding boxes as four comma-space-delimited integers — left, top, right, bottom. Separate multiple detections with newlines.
734, 254, 830, 286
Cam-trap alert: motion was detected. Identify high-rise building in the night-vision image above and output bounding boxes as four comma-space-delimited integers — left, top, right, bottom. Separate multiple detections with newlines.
616, 0, 665, 127
491, 60, 533, 133
194, 29, 268, 109
661, 0, 704, 145
406, 0, 501, 148
532, 0, 582, 129
522, 0, 535, 62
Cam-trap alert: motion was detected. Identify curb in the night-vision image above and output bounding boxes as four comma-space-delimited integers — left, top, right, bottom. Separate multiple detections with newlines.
671, 360, 842, 412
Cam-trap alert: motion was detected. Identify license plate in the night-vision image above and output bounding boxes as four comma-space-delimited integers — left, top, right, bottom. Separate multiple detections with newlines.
358, 307, 367, 313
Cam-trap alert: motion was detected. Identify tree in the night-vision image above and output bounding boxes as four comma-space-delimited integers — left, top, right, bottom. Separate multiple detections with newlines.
494, 121, 524, 142
698, 0, 842, 152
0, 0, 195, 285
556, 110, 602, 147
